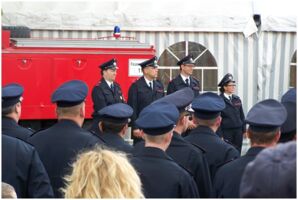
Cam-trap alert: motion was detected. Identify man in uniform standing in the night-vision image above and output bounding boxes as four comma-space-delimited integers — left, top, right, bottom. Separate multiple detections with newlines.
97, 103, 134, 153
185, 92, 240, 180
167, 54, 200, 97
213, 99, 287, 198
91, 58, 124, 132
131, 101, 199, 198
2, 83, 33, 140
127, 56, 164, 144
2, 135, 54, 198
28, 80, 104, 197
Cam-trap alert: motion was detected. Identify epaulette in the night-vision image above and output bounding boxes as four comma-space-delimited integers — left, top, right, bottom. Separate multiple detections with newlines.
216, 157, 236, 169
89, 130, 106, 143
95, 81, 102, 86
26, 127, 35, 133
29, 129, 45, 137
223, 139, 240, 151
191, 76, 200, 83
191, 142, 207, 154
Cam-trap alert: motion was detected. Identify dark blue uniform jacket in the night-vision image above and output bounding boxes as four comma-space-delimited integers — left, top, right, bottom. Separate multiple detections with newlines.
131, 146, 200, 198
213, 147, 265, 198
100, 132, 133, 154
91, 78, 124, 117
127, 76, 164, 130
219, 94, 245, 131
166, 131, 212, 197
167, 75, 200, 97
185, 126, 240, 180
27, 119, 104, 197
2, 116, 33, 140
2, 135, 54, 198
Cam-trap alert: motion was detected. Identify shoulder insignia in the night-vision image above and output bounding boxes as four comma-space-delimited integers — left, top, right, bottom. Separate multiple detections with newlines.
191, 143, 207, 153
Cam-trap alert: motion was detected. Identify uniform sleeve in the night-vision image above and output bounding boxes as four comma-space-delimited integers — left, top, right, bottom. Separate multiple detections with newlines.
166, 81, 176, 95
212, 167, 224, 198
28, 149, 54, 198
180, 174, 200, 198
239, 103, 246, 133
127, 83, 138, 130
91, 86, 106, 112
193, 153, 213, 198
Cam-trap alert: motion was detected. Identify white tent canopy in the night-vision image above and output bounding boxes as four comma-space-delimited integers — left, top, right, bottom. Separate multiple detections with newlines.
2, 0, 297, 34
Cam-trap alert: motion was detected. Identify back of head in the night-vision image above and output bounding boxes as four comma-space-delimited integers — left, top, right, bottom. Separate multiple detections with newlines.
280, 88, 296, 142
240, 141, 296, 198
62, 147, 144, 198
2, 182, 17, 198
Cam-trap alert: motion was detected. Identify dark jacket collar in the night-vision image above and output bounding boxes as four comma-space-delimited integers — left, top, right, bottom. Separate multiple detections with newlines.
245, 146, 265, 157
2, 116, 18, 127
192, 125, 218, 136
57, 119, 82, 129
134, 146, 173, 161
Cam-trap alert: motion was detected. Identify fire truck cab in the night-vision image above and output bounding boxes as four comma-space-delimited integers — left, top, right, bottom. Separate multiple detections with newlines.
2, 29, 155, 129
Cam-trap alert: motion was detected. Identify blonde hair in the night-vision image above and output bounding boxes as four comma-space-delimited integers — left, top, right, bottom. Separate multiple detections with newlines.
62, 147, 144, 198
2, 182, 17, 198
56, 103, 83, 117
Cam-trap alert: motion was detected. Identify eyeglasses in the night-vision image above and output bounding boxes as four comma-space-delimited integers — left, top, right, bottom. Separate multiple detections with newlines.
184, 113, 193, 121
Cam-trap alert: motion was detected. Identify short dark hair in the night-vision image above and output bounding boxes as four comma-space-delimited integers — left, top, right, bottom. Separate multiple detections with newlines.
248, 126, 280, 145
2, 105, 15, 115
101, 121, 127, 134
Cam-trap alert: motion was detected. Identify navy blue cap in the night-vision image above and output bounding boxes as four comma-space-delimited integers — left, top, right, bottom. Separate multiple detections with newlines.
98, 103, 133, 123
2, 83, 24, 108
177, 54, 195, 66
135, 101, 179, 135
192, 92, 225, 120
281, 88, 296, 133
100, 58, 118, 71
246, 99, 287, 132
51, 80, 88, 107
153, 87, 194, 112
240, 141, 296, 198
218, 73, 235, 87
139, 56, 158, 69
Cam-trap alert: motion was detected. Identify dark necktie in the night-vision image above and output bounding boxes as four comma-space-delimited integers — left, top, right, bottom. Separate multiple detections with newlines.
110, 83, 114, 91
149, 82, 153, 90
185, 78, 190, 86
229, 95, 232, 101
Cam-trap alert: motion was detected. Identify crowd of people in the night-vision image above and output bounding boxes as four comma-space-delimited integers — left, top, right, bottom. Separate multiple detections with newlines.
2, 55, 296, 198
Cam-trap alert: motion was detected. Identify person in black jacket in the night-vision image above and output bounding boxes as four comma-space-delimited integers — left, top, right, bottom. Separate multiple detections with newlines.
127, 56, 164, 144
213, 99, 287, 198
2, 135, 54, 198
185, 92, 240, 180
91, 58, 124, 132
131, 101, 199, 198
27, 80, 104, 197
2, 83, 33, 140
167, 54, 200, 97
217, 73, 245, 153
97, 103, 133, 154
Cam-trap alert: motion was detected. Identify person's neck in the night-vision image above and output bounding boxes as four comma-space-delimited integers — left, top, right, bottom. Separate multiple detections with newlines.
174, 126, 184, 135
145, 142, 168, 151
58, 116, 83, 127
5, 113, 19, 123
144, 75, 153, 81
224, 92, 232, 95
250, 142, 277, 148
180, 72, 190, 78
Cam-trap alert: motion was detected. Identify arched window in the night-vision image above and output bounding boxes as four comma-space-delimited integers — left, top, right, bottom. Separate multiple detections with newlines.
157, 41, 218, 92
290, 50, 296, 88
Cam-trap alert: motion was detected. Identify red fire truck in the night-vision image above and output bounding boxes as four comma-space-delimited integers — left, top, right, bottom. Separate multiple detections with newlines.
2, 28, 155, 129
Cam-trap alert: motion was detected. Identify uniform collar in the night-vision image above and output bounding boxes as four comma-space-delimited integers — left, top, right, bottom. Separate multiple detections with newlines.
224, 93, 232, 100
2, 116, 18, 126
134, 146, 173, 161
246, 146, 265, 156
180, 74, 190, 83
104, 79, 113, 88
144, 76, 153, 87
